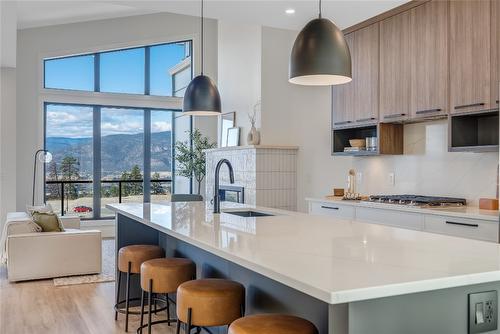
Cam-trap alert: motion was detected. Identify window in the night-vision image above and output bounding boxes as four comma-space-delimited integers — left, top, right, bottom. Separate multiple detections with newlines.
45, 103, 175, 219
100, 48, 145, 94
44, 55, 95, 91
43, 40, 192, 220
43, 41, 192, 97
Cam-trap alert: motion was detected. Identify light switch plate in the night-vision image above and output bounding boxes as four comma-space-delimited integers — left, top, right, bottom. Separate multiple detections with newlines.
469, 290, 497, 334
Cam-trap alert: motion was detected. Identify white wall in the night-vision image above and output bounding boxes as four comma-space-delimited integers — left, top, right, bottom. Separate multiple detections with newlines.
217, 21, 261, 146
16, 12, 218, 210
260, 26, 352, 212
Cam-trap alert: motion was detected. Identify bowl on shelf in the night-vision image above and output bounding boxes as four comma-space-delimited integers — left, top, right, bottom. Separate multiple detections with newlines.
349, 139, 366, 148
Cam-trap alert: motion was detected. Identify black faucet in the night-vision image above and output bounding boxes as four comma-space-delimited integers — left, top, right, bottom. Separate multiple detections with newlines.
213, 159, 234, 213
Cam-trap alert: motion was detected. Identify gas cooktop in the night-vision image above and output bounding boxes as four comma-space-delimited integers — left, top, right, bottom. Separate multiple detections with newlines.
366, 195, 466, 207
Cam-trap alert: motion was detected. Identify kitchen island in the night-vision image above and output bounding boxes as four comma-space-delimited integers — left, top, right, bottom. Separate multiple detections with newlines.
108, 201, 500, 334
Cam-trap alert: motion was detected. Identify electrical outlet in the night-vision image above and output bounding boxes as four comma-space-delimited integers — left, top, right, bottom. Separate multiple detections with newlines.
469, 290, 498, 333
388, 172, 395, 186
357, 172, 363, 184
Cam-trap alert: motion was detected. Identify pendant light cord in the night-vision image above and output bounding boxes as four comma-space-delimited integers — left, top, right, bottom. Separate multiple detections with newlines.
201, 0, 204, 75
319, 0, 322, 18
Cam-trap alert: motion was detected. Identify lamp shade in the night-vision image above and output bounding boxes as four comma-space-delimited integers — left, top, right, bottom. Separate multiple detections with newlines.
182, 74, 222, 116
289, 18, 352, 86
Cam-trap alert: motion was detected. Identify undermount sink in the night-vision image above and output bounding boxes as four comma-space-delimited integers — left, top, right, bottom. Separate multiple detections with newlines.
223, 210, 274, 217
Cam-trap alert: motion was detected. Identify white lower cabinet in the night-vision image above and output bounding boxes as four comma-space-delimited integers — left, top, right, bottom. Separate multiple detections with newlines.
308, 200, 498, 242
423, 215, 498, 242
308, 202, 355, 220
355, 207, 424, 231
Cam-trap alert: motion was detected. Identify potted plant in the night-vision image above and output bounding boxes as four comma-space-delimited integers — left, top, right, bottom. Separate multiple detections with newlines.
175, 129, 216, 195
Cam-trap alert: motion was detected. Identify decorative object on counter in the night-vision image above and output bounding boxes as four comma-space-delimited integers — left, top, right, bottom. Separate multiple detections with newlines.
182, 0, 221, 116
343, 193, 362, 200
227, 127, 240, 147
365, 137, 377, 151
346, 169, 356, 194
333, 188, 344, 197
220, 111, 235, 147
175, 129, 216, 195
479, 198, 499, 211
289, 0, 352, 86
246, 101, 261, 145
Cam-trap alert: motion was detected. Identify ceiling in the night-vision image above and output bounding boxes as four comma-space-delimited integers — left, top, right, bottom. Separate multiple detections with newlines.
16, 0, 409, 31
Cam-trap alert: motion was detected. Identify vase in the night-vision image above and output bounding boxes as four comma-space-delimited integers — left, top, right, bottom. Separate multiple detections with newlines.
247, 125, 261, 145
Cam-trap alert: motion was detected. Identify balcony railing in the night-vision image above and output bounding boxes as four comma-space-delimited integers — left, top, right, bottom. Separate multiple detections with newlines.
45, 178, 172, 218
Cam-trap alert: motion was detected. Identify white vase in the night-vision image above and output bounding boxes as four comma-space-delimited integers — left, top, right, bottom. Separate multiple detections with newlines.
247, 125, 261, 145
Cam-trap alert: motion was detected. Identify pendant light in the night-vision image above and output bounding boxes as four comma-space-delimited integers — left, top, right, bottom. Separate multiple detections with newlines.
289, 0, 352, 86
183, 0, 221, 115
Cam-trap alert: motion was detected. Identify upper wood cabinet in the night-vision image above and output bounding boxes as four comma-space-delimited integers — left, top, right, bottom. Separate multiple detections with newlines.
449, 0, 491, 114
492, 0, 500, 107
331, 33, 355, 127
379, 10, 411, 122
353, 23, 379, 124
410, 0, 449, 119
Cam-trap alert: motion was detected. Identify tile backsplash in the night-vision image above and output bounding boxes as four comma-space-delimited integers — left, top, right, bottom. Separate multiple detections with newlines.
352, 120, 499, 206
205, 146, 298, 210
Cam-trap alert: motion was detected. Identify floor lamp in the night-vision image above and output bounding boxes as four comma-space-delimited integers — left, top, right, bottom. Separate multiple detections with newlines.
32, 149, 52, 206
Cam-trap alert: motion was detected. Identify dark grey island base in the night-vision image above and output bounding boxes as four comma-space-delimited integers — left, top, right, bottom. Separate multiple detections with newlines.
112, 205, 500, 334
115, 213, 329, 334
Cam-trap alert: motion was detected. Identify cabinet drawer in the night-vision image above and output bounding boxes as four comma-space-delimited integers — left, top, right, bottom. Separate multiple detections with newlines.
424, 215, 498, 242
309, 202, 355, 220
355, 207, 424, 231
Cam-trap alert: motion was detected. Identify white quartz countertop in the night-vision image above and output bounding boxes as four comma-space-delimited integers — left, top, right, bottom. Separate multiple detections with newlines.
107, 202, 500, 305
306, 197, 499, 222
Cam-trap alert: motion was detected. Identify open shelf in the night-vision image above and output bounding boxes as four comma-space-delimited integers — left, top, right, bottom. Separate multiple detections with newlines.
449, 109, 499, 152
332, 123, 403, 156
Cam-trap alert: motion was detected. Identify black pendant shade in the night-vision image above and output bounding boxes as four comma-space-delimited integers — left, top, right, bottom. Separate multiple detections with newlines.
183, 74, 222, 115
289, 18, 352, 86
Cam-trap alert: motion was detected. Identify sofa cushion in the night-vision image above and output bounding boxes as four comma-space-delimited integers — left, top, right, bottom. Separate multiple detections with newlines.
32, 212, 64, 232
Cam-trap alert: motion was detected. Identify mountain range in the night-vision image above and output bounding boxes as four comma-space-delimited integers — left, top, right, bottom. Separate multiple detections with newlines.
46, 131, 172, 178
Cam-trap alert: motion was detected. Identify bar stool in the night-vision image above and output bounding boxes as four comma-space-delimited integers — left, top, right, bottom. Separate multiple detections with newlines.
137, 257, 196, 334
176, 278, 245, 334
228, 314, 318, 334
115, 244, 164, 332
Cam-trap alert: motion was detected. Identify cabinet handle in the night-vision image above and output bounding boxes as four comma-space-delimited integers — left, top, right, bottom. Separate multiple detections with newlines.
321, 205, 339, 210
416, 108, 442, 115
454, 102, 485, 110
445, 221, 479, 228
334, 121, 352, 126
383, 113, 406, 119
356, 117, 377, 122
496, 100, 499, 104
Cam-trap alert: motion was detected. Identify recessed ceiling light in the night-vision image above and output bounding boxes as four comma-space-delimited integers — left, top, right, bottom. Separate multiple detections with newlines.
285, 8, 295, 15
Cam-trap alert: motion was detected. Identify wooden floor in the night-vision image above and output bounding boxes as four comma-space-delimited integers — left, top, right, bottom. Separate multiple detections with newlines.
0, 265, 177, 334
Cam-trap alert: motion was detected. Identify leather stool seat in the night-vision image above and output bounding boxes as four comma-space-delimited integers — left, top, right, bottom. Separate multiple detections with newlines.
140, 258, 195, 293
228, 314, 318, 334
118, 245, 164, 274
177, 278, 245, 327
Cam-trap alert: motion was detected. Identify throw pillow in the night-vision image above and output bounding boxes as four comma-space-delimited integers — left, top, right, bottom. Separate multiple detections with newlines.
32, 212, 64, 232
26, 203, 53, 216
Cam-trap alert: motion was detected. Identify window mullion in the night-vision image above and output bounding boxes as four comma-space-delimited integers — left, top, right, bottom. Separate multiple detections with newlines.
93, 106, 101, 219
145, 46, 150, 95
94, 53, 100, 92
144, 109, 151, 203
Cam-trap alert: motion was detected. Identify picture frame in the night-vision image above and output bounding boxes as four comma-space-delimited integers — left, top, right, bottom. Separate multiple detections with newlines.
227, 127, 240, 147
219, 111, 235, 147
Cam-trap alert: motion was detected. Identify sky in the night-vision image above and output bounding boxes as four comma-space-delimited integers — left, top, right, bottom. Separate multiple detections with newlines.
46, 104, 173, 138
44, 41, 189, 138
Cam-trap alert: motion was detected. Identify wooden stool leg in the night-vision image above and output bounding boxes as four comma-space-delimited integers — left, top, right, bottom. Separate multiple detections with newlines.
125, 262, 131, 332
115, 271, 122, 320
148, 279, 153, 334
186, 308, 192, 334
139, 289, 145, 333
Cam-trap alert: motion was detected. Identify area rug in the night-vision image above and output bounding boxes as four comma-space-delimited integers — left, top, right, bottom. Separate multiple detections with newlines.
53, 238, 115, 286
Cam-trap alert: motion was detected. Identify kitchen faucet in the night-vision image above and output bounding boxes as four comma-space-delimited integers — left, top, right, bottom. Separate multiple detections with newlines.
213, 159, 234, 213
